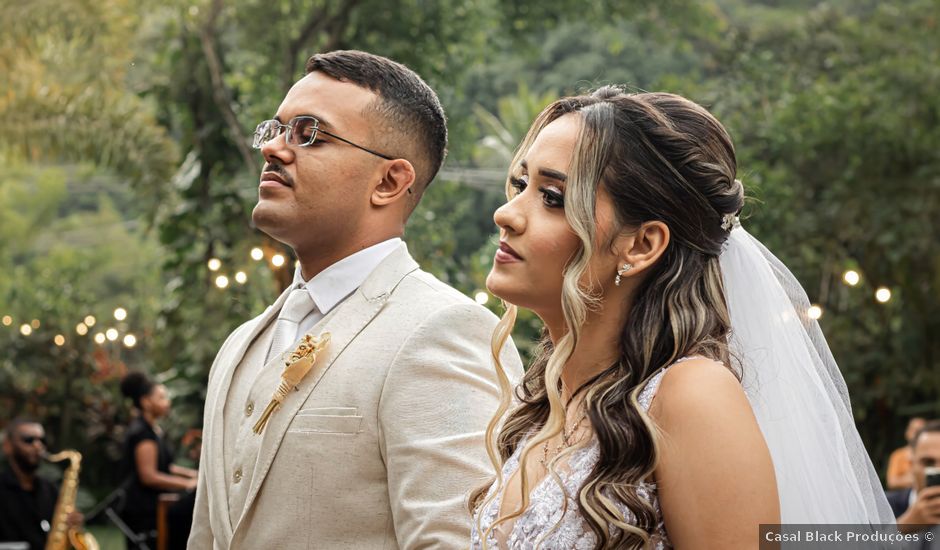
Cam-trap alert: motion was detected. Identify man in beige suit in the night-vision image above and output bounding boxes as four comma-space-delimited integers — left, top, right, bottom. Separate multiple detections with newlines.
188, 50, 522, 549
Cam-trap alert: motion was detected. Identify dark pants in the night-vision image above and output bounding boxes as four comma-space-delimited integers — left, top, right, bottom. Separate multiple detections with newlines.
123, 491, 195, 550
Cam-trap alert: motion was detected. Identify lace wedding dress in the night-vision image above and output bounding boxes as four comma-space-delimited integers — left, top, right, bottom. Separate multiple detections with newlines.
469, 359, 695, 549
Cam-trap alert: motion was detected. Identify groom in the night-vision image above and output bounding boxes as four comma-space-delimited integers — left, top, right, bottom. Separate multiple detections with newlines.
188, 50, 522, 549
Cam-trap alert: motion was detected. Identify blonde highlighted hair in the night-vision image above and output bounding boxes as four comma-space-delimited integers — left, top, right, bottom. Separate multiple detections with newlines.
471, 87, 744, 549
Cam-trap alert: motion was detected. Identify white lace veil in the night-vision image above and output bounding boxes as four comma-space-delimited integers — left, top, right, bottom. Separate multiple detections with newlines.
719, 225, 895, 524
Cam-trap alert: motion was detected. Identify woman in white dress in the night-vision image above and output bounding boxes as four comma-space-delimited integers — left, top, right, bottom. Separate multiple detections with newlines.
469, 87, 893, 549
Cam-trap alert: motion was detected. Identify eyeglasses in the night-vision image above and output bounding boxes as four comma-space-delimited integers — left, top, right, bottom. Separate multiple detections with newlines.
252, 116, 392, 160
20, 435, 47, 446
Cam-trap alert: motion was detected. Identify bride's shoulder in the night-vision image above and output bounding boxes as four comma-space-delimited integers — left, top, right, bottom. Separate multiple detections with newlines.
647, 356, 751, 425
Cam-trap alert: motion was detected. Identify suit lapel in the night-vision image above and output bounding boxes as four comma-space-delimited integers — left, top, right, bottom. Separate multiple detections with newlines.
231, 244, 418, 538
205, 287, 291, 543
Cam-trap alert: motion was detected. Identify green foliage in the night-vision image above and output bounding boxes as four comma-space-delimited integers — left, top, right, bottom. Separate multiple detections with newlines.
0, 162, 166, 496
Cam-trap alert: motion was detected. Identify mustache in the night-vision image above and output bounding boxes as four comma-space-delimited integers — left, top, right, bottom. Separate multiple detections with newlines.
262, 163, 294, 186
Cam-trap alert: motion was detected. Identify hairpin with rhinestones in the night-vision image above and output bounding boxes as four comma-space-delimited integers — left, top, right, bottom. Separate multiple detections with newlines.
721, 212, 740, 231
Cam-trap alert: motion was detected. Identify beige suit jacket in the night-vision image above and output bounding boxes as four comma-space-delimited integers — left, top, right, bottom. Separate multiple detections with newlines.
188, 244, 522, 549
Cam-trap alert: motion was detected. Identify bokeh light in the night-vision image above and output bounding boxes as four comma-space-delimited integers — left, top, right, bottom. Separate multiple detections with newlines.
875, 287, 892, 303
807, 305, 823, 320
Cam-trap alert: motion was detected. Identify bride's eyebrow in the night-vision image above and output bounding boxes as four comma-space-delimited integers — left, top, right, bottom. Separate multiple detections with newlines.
520, 160, 568, 183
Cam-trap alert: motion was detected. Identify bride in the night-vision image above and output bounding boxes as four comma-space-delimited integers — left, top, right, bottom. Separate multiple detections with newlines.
469, 87, 893, 549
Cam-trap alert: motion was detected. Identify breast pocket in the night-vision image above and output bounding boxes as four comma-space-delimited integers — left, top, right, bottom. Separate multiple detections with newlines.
287, 407, 363, 435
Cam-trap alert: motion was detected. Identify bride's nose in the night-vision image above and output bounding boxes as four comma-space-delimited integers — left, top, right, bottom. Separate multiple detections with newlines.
494, 199, 525, 235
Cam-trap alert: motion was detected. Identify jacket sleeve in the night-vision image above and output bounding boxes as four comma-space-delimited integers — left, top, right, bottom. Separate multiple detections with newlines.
187, 441, 214, 549
187, 320, 255, 549
378, 302, 523, 549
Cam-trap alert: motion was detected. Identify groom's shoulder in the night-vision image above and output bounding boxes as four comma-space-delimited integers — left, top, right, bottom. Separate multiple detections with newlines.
391, 267, 496, 320
400, 267, 471, 302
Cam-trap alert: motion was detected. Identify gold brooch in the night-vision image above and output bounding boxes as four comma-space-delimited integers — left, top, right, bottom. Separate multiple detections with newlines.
252, 332, 331, 435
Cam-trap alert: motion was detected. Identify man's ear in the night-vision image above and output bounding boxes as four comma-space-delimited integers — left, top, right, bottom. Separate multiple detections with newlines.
372, 159, 417, 206
615, 221, 670, 279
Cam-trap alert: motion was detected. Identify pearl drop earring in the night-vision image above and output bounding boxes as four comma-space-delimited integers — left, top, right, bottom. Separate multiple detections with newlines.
614, 263, 633, 286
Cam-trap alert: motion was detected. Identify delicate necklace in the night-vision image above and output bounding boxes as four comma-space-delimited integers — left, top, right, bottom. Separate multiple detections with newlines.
539, 406, 589, 467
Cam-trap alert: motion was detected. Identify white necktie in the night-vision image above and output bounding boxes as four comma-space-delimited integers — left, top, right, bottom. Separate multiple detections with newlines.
266, 286, 315, 364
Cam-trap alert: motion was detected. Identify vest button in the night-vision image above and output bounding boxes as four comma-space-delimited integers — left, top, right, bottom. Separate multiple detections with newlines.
233, 468, 243, 484
245, 401, 254, 416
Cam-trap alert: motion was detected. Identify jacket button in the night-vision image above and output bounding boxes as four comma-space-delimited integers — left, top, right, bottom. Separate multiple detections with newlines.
233, 468, 243, 484
245, 401, 254, 416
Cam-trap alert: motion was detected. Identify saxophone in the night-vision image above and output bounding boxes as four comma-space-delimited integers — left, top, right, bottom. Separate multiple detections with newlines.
44, 450, 100, 550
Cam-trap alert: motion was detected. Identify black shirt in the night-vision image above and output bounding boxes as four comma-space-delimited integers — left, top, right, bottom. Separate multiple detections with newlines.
121, 416, 174, 526
0, 467, 59, 550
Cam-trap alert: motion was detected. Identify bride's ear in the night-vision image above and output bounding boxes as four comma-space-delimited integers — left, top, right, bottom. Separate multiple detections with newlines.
615, 221, 670, 278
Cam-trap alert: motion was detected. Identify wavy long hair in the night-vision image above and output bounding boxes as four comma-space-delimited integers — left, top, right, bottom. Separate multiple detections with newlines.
470, 87, 745, 549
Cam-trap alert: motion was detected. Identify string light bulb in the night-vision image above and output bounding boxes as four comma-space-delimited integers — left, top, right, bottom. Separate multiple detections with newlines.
807, 305, 823, 320
875, 287, 892, 303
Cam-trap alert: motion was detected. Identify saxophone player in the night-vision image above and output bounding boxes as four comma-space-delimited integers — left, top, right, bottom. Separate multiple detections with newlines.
0, 418, 83, 550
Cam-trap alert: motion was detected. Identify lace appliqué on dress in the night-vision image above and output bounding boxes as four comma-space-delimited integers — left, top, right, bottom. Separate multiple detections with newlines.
471, 360, 693, 549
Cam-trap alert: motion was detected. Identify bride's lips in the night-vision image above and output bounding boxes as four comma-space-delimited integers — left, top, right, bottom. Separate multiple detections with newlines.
259, 171, 292, 189
494, 241, 523, 264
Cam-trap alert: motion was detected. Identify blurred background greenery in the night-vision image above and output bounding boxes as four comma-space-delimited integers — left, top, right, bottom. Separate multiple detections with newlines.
1, 0, 937, 529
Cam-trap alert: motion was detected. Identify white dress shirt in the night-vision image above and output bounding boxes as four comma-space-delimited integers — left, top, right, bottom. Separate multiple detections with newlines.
278, 237, 402, 349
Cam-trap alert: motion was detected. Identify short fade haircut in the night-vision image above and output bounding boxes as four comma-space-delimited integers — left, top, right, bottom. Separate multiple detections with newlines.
305, 50, 447, 199
912, 419, 940, 450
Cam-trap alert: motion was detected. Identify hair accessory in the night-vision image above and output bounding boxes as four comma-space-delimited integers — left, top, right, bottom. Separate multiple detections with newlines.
721, 212, 741, 231
614, 263, 633, 286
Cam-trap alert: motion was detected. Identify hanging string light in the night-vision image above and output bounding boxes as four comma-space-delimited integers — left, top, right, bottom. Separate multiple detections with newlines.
875, 287, 892, 303
807, 305, 823, 320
